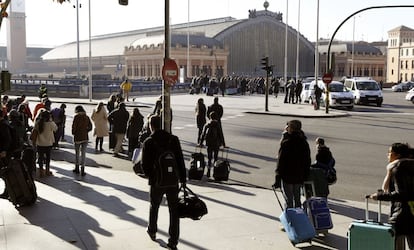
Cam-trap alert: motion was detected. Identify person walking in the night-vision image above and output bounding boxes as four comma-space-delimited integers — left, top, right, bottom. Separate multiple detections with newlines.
141, 115, 187, 250
369, 143, 413, 250
91, 102, 109, 152
195, 98, 207, 144
207, 97, 223, 123
126, 107, 144, 157
108, 102, 130, 157
72, 105, 92, 176
199, 111, 225, 178
275, 120, 311, 208
33, 110, 57, 177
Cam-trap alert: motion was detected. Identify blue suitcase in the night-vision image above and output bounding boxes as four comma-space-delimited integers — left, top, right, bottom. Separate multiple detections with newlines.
305, 197, 333, 232
272, 186, 316, 245
280, 207, 316, 245
347, 197, 397, 250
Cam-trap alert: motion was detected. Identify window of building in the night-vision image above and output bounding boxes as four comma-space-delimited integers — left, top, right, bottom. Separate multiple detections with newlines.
363, 67, 369, 76
378, 68, 383, 77
406, 60, 409, 69
391, 69, 394, 75
392, 57, 394, 63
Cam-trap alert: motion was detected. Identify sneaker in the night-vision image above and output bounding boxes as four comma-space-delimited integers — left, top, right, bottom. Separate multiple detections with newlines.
146, 229, 156, 241
206, 169, 211, 178
166, 243, 177, 250
81, 172, 86, 177
73, 169, 80, 174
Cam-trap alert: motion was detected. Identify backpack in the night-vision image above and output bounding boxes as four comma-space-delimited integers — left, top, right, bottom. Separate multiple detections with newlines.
154, 138, 179, 188
51, 108, 62, 124
314, 158, 337, 185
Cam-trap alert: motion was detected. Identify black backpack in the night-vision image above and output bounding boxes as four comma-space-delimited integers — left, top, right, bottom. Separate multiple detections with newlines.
154, 139, 179, 188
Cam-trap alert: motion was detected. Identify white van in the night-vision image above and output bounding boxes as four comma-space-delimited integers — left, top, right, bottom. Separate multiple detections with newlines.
343, 78, 383, 107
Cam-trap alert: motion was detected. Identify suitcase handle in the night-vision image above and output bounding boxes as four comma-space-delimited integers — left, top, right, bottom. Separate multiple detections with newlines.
219, 147, 229, 160
365, 193, 382, 222
272, 185, 285, 211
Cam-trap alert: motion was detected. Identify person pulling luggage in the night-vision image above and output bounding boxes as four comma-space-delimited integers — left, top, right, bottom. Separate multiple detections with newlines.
198, 111, 225, 178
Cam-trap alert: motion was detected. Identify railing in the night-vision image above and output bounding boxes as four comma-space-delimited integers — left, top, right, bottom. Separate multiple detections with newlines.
8, 79, 191, 99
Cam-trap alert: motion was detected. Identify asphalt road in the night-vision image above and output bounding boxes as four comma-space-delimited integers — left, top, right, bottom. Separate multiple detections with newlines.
25, 89, 414, 202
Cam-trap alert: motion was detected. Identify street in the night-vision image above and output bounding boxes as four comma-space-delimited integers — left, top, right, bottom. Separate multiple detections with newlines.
27, 89, 414, 203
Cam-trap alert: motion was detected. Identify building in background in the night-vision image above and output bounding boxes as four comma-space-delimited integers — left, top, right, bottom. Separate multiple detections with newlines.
318, 40, 387, 83
387, 25, 414, 83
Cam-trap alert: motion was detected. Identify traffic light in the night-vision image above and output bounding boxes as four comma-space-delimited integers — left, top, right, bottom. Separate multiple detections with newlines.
1, 70, 11, 92
261, 56, 269, 71
119, 0, 128, 5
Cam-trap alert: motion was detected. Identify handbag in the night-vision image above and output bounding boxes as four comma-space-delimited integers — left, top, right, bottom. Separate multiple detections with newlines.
178, 184, 208, 220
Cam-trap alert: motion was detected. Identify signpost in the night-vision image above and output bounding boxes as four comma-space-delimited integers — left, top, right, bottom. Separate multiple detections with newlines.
322, 73, 333, 84
162, 58, 179, 86
322, 72, 333, 113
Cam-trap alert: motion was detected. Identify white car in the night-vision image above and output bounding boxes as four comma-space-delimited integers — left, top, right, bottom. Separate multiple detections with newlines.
405, 88, 414, 103
322, 81, 354, 110
301, 80, 325, 104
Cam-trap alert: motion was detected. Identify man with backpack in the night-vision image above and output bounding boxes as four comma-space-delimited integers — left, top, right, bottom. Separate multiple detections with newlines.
142, 115, 186, 250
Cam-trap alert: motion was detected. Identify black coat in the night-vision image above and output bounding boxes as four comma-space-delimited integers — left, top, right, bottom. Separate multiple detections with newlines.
141, 130, 186, 186
377, 159, 414, 235
276, 132, 311, 184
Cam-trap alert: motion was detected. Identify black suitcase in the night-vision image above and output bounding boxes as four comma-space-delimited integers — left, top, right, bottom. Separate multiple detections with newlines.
213, 148, 230, 181
189, 147, 205, 180
2, 158, 37, 207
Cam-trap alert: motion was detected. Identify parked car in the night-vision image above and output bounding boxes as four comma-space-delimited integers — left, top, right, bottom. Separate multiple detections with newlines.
322, 81, 354, 110
344, 77, 383, 107
391, 81, 414, 92
405, 88, 414, 103
301, 80, 325, 104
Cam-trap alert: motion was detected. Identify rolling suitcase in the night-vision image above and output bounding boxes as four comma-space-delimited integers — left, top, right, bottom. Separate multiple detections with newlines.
188, 147, 205, 180
305, 197, 333, 233
213, 147, 230, 181
1, 158, 37, 207
347, 196, 397, 250
272, 186, 316, 245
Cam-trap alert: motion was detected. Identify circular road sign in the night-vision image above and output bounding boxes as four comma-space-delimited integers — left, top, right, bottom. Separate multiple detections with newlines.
162, 58, 179, 86
322, 73, 333, 84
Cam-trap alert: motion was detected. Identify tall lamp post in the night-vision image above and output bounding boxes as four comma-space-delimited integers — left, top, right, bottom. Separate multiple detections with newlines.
75, 0, 80, 80
88, 0, 92, 101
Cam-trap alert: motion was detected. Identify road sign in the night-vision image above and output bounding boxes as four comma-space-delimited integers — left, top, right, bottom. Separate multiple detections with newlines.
162, 58, 179, 86
322, 73, 333, 84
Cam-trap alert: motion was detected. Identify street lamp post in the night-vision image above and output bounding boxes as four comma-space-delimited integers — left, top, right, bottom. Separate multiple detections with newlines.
75, 0, 80, 80
88, 0, 92, 101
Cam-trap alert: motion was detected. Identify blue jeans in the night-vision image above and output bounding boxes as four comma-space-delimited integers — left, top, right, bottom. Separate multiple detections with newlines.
75, 141, 88, 167
281, 181, 302, 208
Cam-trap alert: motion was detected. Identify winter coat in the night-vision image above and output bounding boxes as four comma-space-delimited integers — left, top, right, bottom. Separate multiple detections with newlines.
200, 120, 225, 150
377, 159, 414, 235
127, 114, 144, 139
35, 121, 57, 147
276, 131, 311, 184
108, 106, 129, 134
72, 112, 92, 143
91, 108, 109, 137
142, 129, 187, 186
195, 103, 207, 129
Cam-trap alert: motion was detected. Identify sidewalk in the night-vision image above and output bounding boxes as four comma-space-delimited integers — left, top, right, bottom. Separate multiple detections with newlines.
0, 93, 361, 250
0, 162, 369, 250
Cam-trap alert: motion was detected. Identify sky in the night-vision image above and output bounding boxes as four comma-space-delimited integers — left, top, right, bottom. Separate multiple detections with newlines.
1, 0, 414, 47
